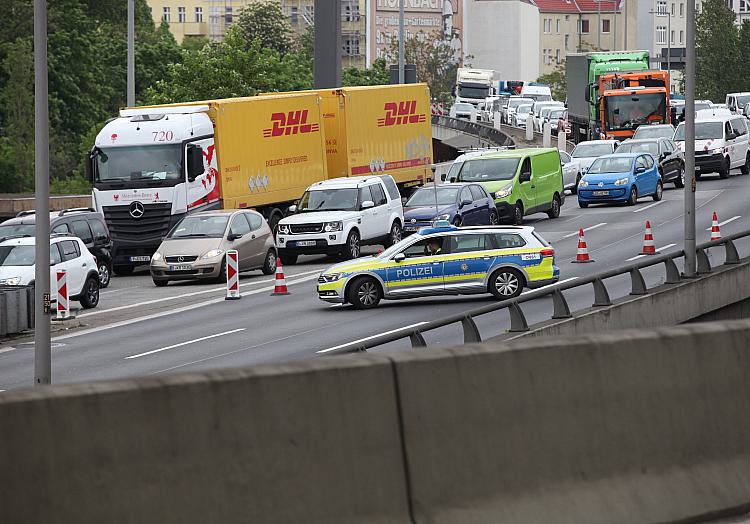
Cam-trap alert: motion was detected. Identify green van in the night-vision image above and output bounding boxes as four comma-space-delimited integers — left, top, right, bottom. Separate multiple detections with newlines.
448, 148, 564, 224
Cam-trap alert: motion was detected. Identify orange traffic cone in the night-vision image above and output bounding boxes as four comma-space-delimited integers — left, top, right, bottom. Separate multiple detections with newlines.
572, 228, 594, 263
710, 212, 721, 241
641, 220, 656, 254
271, 258, 290, 295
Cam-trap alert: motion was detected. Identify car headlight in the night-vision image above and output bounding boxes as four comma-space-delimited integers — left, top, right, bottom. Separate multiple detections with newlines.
151, 251, 163, 262
712, 147, 724, 154
0, 277, 21, 286
200, 249, 224, 260
320, 273, 342, 282
277, 224, 290, 234
579, 179, 589, 188
495, 185, 513, 198
324, 221, 343, 232
613, 177, 629, 186
435, 213, 451, 220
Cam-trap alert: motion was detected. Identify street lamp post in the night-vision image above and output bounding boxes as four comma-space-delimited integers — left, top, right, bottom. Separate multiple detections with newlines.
684, 0, 696, 276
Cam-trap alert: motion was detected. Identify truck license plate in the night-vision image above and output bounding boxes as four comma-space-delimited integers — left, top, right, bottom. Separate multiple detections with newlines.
295, 240, 316, 247
129, 256, 151, 262
592, 190, 610, 196
169, 265, 192, 271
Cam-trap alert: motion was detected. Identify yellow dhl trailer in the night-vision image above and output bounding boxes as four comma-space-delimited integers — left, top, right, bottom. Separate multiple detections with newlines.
91, 93, 328, 244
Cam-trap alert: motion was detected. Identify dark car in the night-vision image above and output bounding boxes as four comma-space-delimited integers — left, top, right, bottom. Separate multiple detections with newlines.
0, 208, 114, 287
615, 137, 685, 188
402, 183, 498, 235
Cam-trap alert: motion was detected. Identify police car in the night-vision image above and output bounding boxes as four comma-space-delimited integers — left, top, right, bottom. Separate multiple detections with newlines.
317, 221, 559, 309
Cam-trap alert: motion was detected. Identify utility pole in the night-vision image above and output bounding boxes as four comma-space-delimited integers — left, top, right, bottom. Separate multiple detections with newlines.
598, 0, 601, 49
33, 0, 51, 385
684, 0, 696, 277
127, 0, 135, 106
398, 0, 405, 83
313, 0, 342, 88
623, 0, 628, 48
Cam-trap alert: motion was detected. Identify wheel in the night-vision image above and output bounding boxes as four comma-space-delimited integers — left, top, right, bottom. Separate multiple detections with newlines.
384, 221, 402, 247
98, 262, 112, 288
152, 278, 168, 287
741, 153, 750, 175
279, 252, 298, 265
578, 200, 589, 208
113, 265, 134, 276
261, 248, 277, 275
652, 181, 663, 201
452, 216, 463, 227
572, 173, 581, 194
512, 202, 524, 225
626, 186, 638, 206
341, 230, 361, 260
489, 210, 499, 225
79, 275, 100, 309
719, 157, 730, 179
267, 211, 283, 232
346, 276, 382, 309
215, 256, 227, 283
674, 165, 685, 188
546, 194, 561, 219
488, 267, 524, 300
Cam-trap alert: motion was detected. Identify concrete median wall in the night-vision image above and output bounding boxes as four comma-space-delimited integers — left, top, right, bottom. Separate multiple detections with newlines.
4, 321, 750, 523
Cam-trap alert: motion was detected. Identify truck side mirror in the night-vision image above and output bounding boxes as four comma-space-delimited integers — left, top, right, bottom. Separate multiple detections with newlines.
84, 153, 94, 183
186, 144, 204, 182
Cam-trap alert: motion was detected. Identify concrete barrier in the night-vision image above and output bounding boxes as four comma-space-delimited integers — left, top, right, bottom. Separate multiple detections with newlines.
392, 320, 750, 524
0, 285, 34, 336
0, 355, 411, 524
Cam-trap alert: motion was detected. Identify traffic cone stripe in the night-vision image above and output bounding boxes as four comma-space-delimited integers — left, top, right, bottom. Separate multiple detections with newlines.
711, 211, 721, 241
272, 258, 290, 295
641, 220, 656, 254
572, 228, 594, 263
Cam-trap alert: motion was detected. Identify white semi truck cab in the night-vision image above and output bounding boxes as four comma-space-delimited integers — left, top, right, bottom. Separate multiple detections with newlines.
455, 68, 495, 107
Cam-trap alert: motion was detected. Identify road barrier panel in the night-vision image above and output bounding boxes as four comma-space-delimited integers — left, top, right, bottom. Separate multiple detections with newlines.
225, 250, 240, 300
52, 269, 74, 321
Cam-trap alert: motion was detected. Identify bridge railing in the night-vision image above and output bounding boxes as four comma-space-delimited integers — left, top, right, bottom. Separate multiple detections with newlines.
432, 115, 515, 148
323, 230, 750, 354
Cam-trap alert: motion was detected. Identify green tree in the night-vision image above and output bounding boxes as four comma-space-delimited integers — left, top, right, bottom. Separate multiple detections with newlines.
696, 0, 741, 101
343, 58, 389, 87
536, 61, 567, 101
182, 36, 210, 53
234, 0, 294, 55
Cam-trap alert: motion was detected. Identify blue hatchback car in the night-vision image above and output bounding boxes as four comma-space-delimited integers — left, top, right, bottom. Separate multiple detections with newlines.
403, 183, 498, 234
577, 152, 663, 207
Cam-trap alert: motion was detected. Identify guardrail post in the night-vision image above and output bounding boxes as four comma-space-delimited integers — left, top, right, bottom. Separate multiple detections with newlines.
629, 268, 648, 295
592, 278, 612, 307
508, 302, 529, 332
724, 240, 740, 265
551, 289, 572, 319
461, 316, 482, 343
697, 248, 711, 274
409, 330, 427, 348
664, 258, 681, 284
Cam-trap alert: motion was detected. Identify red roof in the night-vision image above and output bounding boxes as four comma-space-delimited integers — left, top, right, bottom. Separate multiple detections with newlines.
532, 0, 621, 13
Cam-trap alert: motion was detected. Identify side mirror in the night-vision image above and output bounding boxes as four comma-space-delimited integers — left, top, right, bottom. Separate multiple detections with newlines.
227, 232, 243, 241
361, 200, 375, 210
728, 132, 737, 140
440, 173, 447, 182
394, 253, 406, 263
288, 204, 297, 213
460, 198, 472, 208
186, 144, 204, 182
635, 166, 646, 174
84, 150, 95, 182
448, 176, 457, 183
401, 197, 408, 205
431, 164, 437, 174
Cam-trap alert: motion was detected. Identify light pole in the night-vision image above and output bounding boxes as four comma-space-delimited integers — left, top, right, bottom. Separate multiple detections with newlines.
127, 0, 134, 106
684, 0, 696, 276
398, 0, 404, 83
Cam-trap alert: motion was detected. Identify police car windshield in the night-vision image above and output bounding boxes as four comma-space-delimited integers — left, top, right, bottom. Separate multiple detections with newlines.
169, 215, 229, 238
0, 224, 35, 238
458, 158, 520, 182
0, 245, 35, 266
405, 187, 459, 207
379, 235, 417, 259
587, 157, 633, 174
298, 188, 359, 212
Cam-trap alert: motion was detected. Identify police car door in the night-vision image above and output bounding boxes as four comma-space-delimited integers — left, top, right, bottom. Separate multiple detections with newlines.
443, 233, 496, 292
385, 236, 446, 297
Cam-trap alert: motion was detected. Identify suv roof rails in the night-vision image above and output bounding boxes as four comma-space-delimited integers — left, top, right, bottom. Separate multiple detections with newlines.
0, 234, 33, 242
15, 210, 35, 217
58, 207, 96, 216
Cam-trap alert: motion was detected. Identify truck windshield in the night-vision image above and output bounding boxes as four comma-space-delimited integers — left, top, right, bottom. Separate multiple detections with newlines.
458, 158, 520, 182
0, 224, 35, 238
674, 122, 724, 141
298, 189, 359, 212
604, 93, 667, 131
736, 95, 750, 107
405, 187, 460, 207
458, 85, 490, 99
96, 145, 183, 182
587, 157, 633, 174
0, 245, 35, 266
168, 215, 229, 238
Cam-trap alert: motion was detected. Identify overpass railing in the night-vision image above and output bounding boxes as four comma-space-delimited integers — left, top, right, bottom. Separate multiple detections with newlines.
324, 230, 750, 354
432, 115, 515, 148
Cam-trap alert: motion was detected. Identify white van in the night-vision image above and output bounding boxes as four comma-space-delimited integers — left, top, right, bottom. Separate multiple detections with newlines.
520, 84, 552, 102
674, 115, 750, 178
725, 92, 750, 115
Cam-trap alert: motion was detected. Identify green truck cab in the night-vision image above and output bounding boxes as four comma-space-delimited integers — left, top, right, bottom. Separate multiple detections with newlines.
448, 148, 564, 224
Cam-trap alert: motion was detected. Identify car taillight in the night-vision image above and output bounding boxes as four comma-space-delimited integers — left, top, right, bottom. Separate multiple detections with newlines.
540, 248, 555, 258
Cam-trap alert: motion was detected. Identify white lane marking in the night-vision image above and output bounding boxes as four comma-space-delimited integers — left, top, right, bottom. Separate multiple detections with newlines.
625, 243, 676, 262
561, 222, 607, 239
705, 215, 741, 230
0, 347, 16, 354
633, 201, 664, 213
79, 268, 322, 318
99, 289, 126, 295
0, 390, 5, 392
521, 277, 578, 295
317, 322, 430, 354
50, 274, 320, 342
125, 328, 246, 359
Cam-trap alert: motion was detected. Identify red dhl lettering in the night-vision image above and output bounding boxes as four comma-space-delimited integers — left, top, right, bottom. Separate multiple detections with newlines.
263, 110, 320, 137
377, 100, 427, 127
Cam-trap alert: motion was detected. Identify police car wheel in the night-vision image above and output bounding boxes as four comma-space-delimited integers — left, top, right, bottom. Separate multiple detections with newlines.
489, 268, 524, 299
347, 277, 382, 309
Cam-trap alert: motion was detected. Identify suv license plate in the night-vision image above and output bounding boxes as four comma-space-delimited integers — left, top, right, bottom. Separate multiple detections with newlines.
592, 190, 610, 196
129, 256, 151, 262
295, 240, 316, 247
169, 265, 192, 271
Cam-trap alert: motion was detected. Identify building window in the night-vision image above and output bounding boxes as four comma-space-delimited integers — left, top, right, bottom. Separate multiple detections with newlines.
672, 2, 676, 14
344, 2, 360, 21
195, 6, 203, 22
679, 29, 684, 42
556, 49, 561, 63
741, 0, 750, 11
178, 6, 186, 23
565, 33, 570, 50
680, 2, 684, 15
656, 25, 667, 44
578, 19, 590, 34
290, 6, 298, 24
556, 19, 561, 33
602, 19, 611, 33
343, 36, 360, 56
162, 6, 170, 22
671, 29, 675, 43
544, 18, 551, 33
225, 6, 233, 25
727, 0, 733, 8
656, 0, 668, 14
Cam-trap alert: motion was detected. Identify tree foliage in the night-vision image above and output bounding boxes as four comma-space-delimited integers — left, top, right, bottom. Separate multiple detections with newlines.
536, 61, 567, 101
696, 0, 742, 101
234, 0, 294, 55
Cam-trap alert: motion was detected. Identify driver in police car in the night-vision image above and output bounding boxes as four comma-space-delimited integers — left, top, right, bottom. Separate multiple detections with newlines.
425, 239, 443, 256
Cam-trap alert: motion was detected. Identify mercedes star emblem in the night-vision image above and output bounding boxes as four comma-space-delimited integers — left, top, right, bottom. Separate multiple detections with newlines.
129, 201, 145, 219
178, 256, 185, 263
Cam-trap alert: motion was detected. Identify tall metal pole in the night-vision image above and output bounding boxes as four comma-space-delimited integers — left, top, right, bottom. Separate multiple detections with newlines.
33, 0, 51, 385
598, 0, 601, 49
667, 13, 671, 91
623, 0, 628, 48
398, 0, 404, 83
684, 0, 696, 277
127, 0, 135, 106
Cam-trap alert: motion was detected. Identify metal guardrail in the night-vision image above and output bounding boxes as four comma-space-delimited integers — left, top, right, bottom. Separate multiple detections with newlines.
432, 115, 515, 148
324, 231, 750, 355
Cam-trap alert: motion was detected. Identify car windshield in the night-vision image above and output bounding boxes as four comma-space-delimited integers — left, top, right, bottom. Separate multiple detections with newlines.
604, 93, 667, 131
0, 245, 35, 266
549, 110, 565, 119
96, 145, 183, 181
587, 157, 633, 174
457, 85, 490, 99
405, 187, 460, 207
736, 95, 750, 107
0, 224, 35, 238
298, 188, 359, 212
458, 157, 521, 182
517, 105, 532, 115
508, 98, 533, 109
617, 142, 659, 156
674, 122, 723, 141
633, 126, 673, 139
169, 215, 229, 238
572, 143, 613, 158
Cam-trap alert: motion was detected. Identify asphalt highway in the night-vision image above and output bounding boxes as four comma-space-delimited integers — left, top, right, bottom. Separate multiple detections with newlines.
1, 169, 750, 389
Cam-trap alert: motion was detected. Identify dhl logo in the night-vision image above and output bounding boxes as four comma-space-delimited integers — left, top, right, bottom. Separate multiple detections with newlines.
377, 101, 427, 127
263, 110, 320, 137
